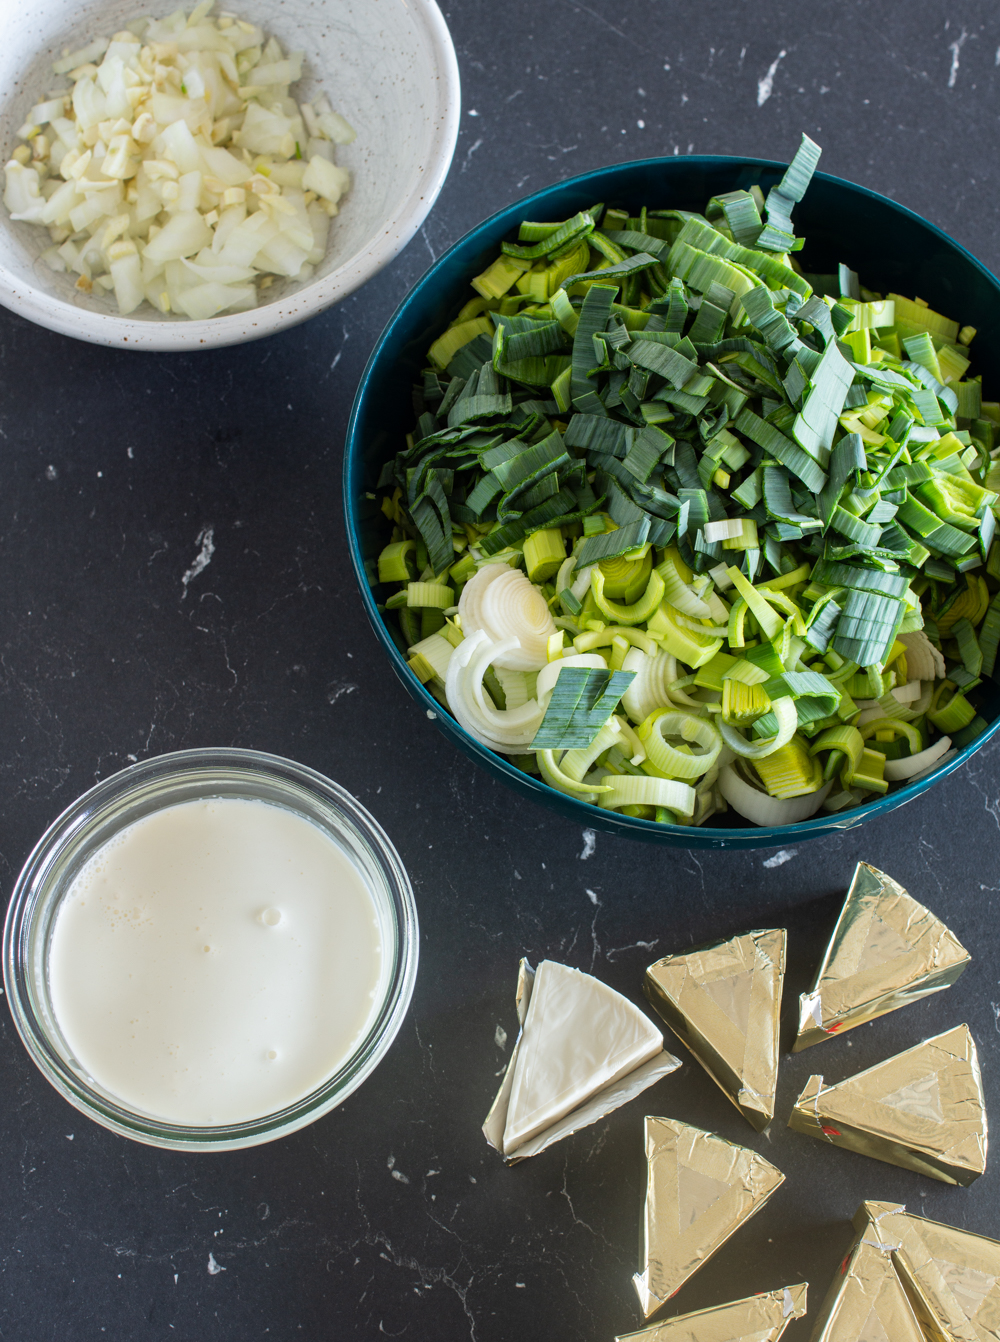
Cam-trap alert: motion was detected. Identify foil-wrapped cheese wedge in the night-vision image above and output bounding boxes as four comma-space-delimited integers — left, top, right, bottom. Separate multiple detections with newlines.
788, 1023, 987, 1185
633, 1116, 785, 1319
644, 929, 785, 1130
615, 1282, 807, 1341
483, 960, 682, 1162
811, 1234, 925, 1342
853, 1200, 1000, 1342
794, 862, 969, 1051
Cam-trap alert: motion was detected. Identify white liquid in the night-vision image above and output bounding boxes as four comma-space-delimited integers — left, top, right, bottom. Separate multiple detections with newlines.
48, 798, 385, 1126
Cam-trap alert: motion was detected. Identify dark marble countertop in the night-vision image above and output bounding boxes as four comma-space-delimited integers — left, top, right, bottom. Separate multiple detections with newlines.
3, 2, 1000, 1338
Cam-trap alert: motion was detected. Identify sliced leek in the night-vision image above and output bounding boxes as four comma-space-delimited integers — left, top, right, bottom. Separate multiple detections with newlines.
374, 135, 997, 829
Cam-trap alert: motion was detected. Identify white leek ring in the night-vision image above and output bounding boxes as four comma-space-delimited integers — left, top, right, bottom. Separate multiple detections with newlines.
597, 774, 696, 817
620, 646, 680, 722
717, 763, 831, 825
536, 749, 613, 795
883, 735, 953, 781
560, 717, 623, 782
637, 709, 722, 780
444, 630, 544, 754
458, 564, 556, 671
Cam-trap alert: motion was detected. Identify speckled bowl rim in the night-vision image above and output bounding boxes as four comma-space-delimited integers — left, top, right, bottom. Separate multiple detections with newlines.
0, 0, 460, 351
344, 153, 1000, 850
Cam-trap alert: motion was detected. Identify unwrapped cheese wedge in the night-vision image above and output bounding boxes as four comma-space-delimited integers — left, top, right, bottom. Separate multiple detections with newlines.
483, 959, 681, 1162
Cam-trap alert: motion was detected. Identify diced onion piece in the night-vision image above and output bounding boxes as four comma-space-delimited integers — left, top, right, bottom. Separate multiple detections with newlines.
3, 8, 354, 318
301, 155, 350, 205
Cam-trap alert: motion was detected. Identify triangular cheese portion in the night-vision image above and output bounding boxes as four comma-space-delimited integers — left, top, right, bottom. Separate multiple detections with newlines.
700, 972, 753, 1032
633, 1116, 785, 1318
788, 1024, 987, 1185
794, 862, 970, 1051
811, 1239, 924, 1342
644, 929, 785, 1130
676, 1163, 728, 1230
932, 1260, 997, 1322
879, 1071, 944, 1123
854, 1201, 1000, 1342
502, 960, 663, 1152
614, 1282, 807, 1342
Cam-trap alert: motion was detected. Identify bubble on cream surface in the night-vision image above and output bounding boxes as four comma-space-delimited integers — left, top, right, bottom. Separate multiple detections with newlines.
48, 798, 386, 1126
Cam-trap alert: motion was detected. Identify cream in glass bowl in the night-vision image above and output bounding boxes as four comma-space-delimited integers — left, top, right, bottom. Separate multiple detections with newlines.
3, 748, 419, 1150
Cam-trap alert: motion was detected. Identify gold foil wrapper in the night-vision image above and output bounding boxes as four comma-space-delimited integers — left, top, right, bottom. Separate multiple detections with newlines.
483, 960, 682, 1163
853, 1200, 1000, 1342
810, 1234, 925, 1342
794, 862, 970, 1051
788, 1023, 987, 1185
644, 929, 785, 1131
633, 1116, 785, 1319
615, 1282, 807, 1341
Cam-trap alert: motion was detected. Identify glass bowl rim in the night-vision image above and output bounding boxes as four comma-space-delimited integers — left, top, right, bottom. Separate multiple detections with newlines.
2, 746, 419, 1150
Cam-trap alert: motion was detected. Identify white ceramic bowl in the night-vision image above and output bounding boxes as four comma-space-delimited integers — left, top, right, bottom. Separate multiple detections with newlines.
0, 0, 460, 349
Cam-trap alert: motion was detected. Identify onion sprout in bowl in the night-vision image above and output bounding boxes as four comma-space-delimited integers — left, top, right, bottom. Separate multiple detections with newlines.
2, 1, 355, 319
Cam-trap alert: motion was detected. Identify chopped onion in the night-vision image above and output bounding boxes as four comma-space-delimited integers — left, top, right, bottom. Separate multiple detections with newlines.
2, 5, 355, 318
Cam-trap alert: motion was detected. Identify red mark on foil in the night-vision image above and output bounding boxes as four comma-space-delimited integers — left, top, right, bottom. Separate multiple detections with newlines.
840, 1255, 850, 1275
822, 1125, 841, 1137
825, 1022, 842, 1033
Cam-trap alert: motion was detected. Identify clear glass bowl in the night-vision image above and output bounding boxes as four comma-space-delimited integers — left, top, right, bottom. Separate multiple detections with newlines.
3, 748, 418, 1151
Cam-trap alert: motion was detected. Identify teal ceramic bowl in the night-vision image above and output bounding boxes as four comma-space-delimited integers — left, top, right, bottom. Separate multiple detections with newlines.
344, 155, 1000, 849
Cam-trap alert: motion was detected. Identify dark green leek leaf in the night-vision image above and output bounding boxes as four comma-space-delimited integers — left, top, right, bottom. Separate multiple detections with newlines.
532, 667, 636, 749
559, 251, 660, 294
574, 518, 651, 569
501, 210, 594, 260
571, 285, 617, 410
792, 338, 854, 463
627, 337, 699, 390
734, 408, 828, 493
